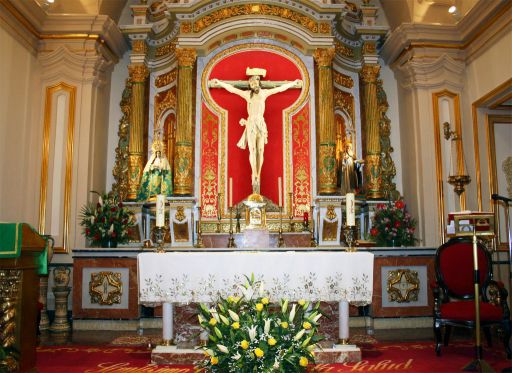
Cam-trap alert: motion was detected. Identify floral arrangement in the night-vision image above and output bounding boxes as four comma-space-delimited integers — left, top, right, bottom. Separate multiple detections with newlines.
79, 191, 136, 247
198, 276, 324, 373
370, 199, 417, 247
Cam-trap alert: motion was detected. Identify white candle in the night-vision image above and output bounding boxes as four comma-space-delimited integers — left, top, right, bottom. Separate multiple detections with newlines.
278, 177, 282, 207
229, 177, 233, 207
346, 193, 355, 226
156, 194, 165, 227
339, 300, 349, 340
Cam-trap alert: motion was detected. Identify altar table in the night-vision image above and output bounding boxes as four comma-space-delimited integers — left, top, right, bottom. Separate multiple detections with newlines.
138, 251, 374, 343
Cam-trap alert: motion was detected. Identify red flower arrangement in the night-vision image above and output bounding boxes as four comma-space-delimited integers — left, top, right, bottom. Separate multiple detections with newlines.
80, 191, 136, 247
370, 200, 417, 247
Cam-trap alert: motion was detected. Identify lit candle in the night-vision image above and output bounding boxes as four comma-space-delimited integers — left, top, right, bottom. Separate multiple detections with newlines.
278, 177, 282, 207
156, 194, 165, 227
346, 193, 355, 226
229, 177, 233, 208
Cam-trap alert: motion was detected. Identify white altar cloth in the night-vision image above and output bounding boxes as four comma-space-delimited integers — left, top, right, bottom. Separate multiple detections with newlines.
138, 251, 374, 305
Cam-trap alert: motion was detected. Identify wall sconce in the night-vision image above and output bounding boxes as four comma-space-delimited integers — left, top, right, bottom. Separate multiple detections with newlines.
443, 122, 471, 208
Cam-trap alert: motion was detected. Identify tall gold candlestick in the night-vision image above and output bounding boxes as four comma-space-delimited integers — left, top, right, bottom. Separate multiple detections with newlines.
278, 206, 285, 247
227, 206, 236, 248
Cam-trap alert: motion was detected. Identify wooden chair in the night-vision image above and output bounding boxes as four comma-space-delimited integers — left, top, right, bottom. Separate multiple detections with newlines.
432, 237, 511, 358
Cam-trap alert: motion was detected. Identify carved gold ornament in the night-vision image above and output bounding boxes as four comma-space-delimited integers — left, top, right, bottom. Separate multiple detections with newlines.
0, 269, 21, 372
131, 39, 147, 54
155, 70, 177, 88
155, 42, 177, 57
89, 271, 123, 306
334, 71, 354, 89
362, 41, 377, 55
335, 41, 355, 58
186, 4, 328, 34
175, 206, 186, 222
326, 205, 337, 221
128, 64, 149, 83
387, 269, 419, 303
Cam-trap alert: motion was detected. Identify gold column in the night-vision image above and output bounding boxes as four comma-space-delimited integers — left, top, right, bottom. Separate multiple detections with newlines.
314, 48, 337, 194
127, 63, 149, 200
174, 48, 197, 195
361, 64, 383, 199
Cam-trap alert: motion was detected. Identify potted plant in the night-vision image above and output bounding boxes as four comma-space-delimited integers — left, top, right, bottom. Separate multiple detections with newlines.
198, 275, 324, 372
79, 191, 136, 248
369, 199, 417, 247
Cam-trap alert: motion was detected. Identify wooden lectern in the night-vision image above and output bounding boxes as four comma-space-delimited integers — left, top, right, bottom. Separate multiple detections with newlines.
0, 223, 48, 372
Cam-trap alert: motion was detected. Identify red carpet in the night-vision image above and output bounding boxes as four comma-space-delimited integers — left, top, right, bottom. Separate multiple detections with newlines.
37, 341, 511, 372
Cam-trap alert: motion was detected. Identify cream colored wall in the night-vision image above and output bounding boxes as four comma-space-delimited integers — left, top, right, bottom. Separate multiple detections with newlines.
0, 25, 42, 226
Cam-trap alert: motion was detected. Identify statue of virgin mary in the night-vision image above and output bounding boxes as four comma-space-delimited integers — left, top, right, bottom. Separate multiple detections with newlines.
137, 139, 173, 201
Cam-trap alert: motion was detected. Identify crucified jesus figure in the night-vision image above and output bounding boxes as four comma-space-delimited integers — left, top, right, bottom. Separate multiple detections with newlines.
210, 67, 302, 193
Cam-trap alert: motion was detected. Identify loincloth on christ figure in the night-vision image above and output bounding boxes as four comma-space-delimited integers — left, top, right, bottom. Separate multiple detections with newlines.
236, 117, 268, 149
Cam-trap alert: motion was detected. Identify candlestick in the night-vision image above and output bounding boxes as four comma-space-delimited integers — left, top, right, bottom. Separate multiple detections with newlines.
278, 177, 282, 207
227, 206, 236, 248
346, 193, 355, 226
156, 194, 165, 227
277, 206, 284, 247
339, 300, 349, 344
229, 177, 233, 208
288, 192, 295, 232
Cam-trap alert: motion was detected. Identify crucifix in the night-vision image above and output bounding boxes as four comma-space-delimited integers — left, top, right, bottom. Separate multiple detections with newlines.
208, 67, 302, 194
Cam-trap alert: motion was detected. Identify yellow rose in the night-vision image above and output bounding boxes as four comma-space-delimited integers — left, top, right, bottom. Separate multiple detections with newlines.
298, 299, 306, 306
209, 318, 217, 326
303, 321, 312, 330
211, 356, 219, 365
254, 348, 264, 358
232, 322, 240, 330
281, 321, 289, 329
261, 297, 269, 305
299, 357, 308, 367
268, 338, 277, 346
241, 340, 249, 350
255, 303, 264, 312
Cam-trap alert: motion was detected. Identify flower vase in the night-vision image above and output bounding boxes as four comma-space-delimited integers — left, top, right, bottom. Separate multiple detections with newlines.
101, 238, 118, 248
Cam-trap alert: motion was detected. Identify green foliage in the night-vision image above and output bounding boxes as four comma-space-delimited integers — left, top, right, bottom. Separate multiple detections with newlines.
79, 191, 136, 246
198, 276, 324, 372
370, 200, 417, 247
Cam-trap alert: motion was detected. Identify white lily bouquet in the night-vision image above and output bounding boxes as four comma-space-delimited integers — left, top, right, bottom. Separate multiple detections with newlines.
197, 275, 324, 372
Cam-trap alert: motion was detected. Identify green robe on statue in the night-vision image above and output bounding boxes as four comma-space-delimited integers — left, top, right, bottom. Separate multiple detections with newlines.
137, 150, 173, 201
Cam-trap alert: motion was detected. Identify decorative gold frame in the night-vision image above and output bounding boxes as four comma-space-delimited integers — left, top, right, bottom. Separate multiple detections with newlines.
89, 271, 123, 306
387, 269, 420, 303
38, 83, 77, 254
201, 43, 310, 219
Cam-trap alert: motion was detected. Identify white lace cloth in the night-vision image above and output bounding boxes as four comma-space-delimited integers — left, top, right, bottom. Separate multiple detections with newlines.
138, 251, 374, 306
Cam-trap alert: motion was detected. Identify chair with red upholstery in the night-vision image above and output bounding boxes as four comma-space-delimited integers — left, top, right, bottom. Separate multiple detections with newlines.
433, 236, 511, 358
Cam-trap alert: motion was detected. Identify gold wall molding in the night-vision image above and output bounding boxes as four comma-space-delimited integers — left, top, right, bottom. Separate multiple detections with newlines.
182, 3, 330, 35
432, 90, 463, 243
472, 78, 512, 211
89, 271, 123, 306
111, 80, 132, 200
387, 269, 420, 303
38, 83, 76, 253
486, 114, 512, 245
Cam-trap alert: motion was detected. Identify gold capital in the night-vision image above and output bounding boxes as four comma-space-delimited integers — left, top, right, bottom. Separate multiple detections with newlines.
361, 64, 380, 84
131, 39, 147, 55
128, 64, 149, 83
176, 48, 197, 68
313, 48, 335, 67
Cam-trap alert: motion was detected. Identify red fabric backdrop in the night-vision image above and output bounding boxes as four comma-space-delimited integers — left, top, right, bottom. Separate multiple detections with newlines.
207, 50, 302, 207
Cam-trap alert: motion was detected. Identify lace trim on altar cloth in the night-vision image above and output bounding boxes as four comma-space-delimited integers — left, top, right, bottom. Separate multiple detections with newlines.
140, 272, 372, 306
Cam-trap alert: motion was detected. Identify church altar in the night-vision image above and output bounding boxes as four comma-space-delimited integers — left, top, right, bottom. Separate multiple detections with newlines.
138, 251, 374, 305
